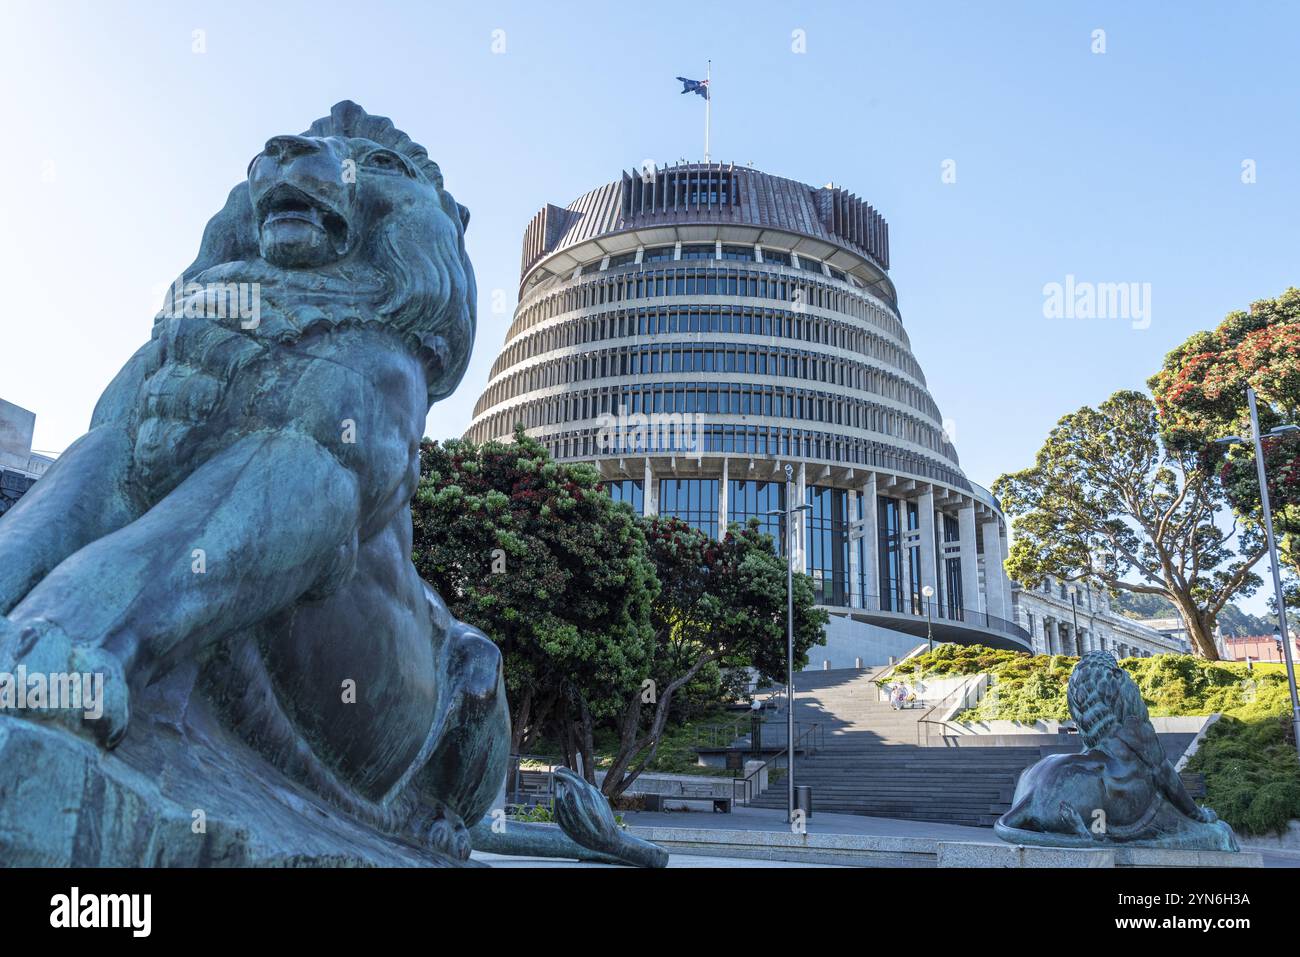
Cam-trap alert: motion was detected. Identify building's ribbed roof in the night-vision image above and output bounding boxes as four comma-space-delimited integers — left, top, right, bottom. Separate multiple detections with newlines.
520, 163, 890, 284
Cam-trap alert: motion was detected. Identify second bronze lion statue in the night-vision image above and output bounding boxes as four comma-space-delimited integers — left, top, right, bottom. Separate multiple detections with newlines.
995, 651, 1238, 852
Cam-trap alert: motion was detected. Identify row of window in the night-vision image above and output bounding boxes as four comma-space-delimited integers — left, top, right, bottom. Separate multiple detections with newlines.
600, 480, 982, 615
511, 262, 908, 350
604, 478, 787, 550
475, 343, 953, 458
519, 424, 970, 490
583, 244, 848, 280
487, 304, 930, 409
470, 379, 954, 461
653, 481, 968, 612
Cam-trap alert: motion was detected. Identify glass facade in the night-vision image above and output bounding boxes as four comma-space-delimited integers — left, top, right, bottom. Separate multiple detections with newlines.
877, 496, 903, 612
599, 479, 980, 627
945, 556, 964, 619
906, 501, 921, 614
679, 243, 715, 260
659, 478, 719, 539
727, 479, 785, 552
805, 485, 849, 607
604, 479, 643, 514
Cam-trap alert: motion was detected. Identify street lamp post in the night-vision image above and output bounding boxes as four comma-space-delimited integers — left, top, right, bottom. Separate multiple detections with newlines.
1216, 386, 1300, 759
1070, 591, 1082, 655
766, 463, 812, 823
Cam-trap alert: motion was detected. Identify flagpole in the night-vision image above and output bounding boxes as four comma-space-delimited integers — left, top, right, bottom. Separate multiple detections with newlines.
704, 59, 711, 164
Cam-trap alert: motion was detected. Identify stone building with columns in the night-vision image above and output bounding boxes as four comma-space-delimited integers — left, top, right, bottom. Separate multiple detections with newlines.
466, 162, 1033, 666
1010, 576, 1188, 658
0, 398, 55, 519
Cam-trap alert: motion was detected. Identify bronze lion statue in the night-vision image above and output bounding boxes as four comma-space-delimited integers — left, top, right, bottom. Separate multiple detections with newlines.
0, 102, 663, 868
995, 651, 1238, 852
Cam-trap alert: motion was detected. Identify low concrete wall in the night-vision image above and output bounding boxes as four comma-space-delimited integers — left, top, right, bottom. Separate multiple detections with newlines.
808, 615, 926, 670
946, 715, 1212, 737
937, 841, 1259, 869
625, 826, 1262, 868
874, 673, 977, 706
1240, 820, 1300, 854
627, 825, 939, 867
593, 771, 733, 798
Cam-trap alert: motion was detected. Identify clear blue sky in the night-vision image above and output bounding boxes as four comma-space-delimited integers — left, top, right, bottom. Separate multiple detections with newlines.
2, 1, 1297, 612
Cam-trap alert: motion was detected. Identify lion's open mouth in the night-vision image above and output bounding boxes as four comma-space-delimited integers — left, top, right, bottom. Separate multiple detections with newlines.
257, 183, 350, 254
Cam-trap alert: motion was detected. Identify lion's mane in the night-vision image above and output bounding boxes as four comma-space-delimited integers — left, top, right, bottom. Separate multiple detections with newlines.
168, 101, 476, 405
1067, 650, 1150, 749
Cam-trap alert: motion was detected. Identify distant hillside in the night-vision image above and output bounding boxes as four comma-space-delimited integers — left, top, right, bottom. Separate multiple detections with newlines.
1110, 591, 1275, 637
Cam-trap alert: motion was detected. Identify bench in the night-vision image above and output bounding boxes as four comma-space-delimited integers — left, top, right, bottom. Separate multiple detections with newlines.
635, 780, 734, 813
641, 792, 732, 813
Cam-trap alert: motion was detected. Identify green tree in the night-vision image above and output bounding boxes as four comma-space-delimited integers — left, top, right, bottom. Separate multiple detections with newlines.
411, 429, 658, 778
994, 390, 1265, 659
1149, 288, 1300, 602
599, 517, 828, 799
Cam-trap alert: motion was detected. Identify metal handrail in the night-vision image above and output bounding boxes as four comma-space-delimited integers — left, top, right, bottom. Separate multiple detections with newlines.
855, 592, 1032, 643
732, 721, 823, 805
690, 719, 749, 749
914, 675, 985, 746
508, 753, 564, 808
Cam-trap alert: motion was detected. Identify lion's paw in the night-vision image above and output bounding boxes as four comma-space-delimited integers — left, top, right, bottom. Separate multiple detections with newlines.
0, 617, 130, 749
407, 803, 471, 862
425, 815, 471, 862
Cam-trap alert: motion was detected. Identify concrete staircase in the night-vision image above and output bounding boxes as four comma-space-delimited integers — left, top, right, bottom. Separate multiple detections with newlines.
747, 668, 1042, 827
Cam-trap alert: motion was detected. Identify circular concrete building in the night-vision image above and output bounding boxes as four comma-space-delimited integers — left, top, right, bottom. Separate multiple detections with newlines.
467, 163, 1030, 660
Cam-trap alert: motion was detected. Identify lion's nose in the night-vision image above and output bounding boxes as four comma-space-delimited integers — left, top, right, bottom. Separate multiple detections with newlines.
263, 135, 322, 162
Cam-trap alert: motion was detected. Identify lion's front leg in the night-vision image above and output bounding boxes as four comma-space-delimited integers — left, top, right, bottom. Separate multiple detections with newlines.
0, 431, 361, 747
0, 427, 139, 616
404, 618, 510, 860
0, 338, 159, 616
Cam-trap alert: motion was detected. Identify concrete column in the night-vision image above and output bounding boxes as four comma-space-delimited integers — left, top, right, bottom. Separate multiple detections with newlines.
917, 488, 938, 615
717, 457, 729, 539
861, 475, 879, 611
958, 503, 981, 618
982, 519, 1007, 620
643, 458, 657, 516
847, 487, 862, 609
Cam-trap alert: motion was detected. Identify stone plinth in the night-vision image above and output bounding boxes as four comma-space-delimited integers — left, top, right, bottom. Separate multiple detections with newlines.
0, 665, 463, 868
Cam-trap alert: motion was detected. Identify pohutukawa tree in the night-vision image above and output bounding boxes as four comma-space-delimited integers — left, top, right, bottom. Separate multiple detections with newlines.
993, 390, 1266, 659
412, 429, 658, 779
1149, 288, 1300, 596
599, 517, 827, 799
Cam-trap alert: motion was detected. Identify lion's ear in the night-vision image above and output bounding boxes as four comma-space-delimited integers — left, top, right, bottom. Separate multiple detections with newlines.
457, 203, 470, 232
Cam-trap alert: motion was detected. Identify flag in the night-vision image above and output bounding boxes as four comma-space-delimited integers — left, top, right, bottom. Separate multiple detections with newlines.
676, 76, 709, 100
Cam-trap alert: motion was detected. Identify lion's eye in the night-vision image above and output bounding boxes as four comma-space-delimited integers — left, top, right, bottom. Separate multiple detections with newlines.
364, 151, 408, 176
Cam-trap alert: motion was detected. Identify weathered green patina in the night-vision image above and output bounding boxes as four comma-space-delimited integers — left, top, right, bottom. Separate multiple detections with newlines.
0, 102, 663, 868
995, 651, 1240, 851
